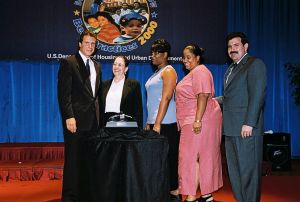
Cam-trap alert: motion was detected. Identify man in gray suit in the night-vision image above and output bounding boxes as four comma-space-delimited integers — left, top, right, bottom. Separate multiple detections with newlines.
216, 32, 267, 202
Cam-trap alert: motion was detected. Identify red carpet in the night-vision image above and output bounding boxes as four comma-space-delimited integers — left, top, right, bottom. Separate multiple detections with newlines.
0, 176, 299, 202
1, 143, 299, 201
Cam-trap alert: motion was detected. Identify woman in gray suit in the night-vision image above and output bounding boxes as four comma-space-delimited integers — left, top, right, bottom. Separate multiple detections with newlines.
102, 55, 143, 127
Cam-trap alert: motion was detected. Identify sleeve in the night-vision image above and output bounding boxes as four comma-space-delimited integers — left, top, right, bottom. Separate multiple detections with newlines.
98, 65, 105, 127
244, 59, 267, 127
192, 66, 213, 95
133, 81, 144, 128
57, 59, 74, 120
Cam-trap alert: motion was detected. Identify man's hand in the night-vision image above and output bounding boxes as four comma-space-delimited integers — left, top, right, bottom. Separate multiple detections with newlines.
66, 118, 77, 133
241, 125, 253, 138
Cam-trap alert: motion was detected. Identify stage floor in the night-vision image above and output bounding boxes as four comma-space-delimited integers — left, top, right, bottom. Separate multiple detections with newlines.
0, 175, 300, 202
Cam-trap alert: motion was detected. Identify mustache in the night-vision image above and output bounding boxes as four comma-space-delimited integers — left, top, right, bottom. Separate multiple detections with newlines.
230, 51, 238, 54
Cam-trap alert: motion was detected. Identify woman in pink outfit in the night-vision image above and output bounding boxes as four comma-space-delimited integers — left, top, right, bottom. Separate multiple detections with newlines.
175, 44, 223, 202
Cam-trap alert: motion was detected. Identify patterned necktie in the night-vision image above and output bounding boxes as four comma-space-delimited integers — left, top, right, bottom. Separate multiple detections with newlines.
86, 59, 90, 76
225, 63, 237, 84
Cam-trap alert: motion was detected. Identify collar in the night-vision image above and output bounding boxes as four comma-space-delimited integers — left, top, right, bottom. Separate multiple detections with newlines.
78, 50, 90, 64
236, 53, 248, 65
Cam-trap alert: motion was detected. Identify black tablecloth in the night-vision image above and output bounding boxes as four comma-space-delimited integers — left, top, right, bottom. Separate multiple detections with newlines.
86, 129, 170, 202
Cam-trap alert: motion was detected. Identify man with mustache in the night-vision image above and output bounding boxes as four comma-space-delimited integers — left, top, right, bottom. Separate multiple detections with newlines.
215, 32, 267, 202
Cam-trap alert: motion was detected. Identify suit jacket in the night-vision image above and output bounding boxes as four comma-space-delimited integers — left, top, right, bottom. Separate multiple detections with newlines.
102, 78, 143, 127
57, 52, 102, 133
220, 54, 267, 136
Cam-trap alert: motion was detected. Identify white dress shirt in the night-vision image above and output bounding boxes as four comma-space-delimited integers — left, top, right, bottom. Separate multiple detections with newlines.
105, 78, 125, 113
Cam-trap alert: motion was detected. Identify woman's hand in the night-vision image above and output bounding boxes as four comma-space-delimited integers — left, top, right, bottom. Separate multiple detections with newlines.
153, 124, 161, 134
192, 121, 202, 134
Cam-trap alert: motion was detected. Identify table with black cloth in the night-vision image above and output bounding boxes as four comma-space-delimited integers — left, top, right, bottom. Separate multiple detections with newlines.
85, 128, 170, 202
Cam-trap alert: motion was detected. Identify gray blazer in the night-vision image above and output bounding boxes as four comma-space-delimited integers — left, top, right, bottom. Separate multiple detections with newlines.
216, 54, 267, 136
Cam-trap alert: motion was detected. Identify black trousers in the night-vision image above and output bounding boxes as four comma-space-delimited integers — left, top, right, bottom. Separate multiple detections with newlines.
62, 119, 98, 202
150, 123, 180, 190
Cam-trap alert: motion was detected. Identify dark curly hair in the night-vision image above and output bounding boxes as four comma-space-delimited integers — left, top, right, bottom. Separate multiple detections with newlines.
151, 38, 171, 57
226, 32, 249, 46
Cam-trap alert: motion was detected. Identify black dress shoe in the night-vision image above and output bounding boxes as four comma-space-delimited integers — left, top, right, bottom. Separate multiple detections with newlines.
198, 194, 214, 202
170, 193, 182, 201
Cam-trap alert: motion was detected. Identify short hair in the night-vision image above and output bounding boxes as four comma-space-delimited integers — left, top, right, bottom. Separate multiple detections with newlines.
151, 38, 171, 57
79, 29, 97, 44
113, 55, 129, 67
226, 32, 249, 45
84, 15, 96, 24
184, 44, 205, 64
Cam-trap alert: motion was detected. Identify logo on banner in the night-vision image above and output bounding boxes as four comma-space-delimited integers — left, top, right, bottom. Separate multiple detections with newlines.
71, 0, 158, 53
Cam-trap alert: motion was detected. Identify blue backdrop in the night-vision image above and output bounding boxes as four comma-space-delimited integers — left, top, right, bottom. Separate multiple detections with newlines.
0, 0, 300, 157
0, 61, 226, 141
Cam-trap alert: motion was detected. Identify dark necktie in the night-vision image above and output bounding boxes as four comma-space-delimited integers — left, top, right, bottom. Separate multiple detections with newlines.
86, 59, 90, 76
225, 63, 237, 84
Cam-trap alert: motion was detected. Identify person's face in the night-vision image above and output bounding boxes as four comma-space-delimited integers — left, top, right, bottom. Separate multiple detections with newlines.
227, 37, 248, 63
99, 3, 106, 12
151, 51, 167, 67
79, 35, 96, 57
122, 3, 128, 9
112, 57, 128, 77
88, 18, 100, 28
133, 3, 140, 8
97, 16, 109, 26
122, 19, 143, 38
182, 48, 200, 71
141, 10, 146, 15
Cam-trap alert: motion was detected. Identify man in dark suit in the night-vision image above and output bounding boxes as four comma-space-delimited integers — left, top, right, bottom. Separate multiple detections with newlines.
57, 30, 102, 202
216, 32, 267, 202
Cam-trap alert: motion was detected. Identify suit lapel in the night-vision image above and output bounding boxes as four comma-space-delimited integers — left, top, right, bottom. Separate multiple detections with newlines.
120, 79, 129, 109
75, 53, 93, 96
103, 79, 113, 109
224, 63, 235, 87
225, 54, 250, 88
103, 79, 128, 111
94, 61, 100, 97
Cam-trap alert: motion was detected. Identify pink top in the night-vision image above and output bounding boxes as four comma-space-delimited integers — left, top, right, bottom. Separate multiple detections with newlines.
176, 65, 218, 128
